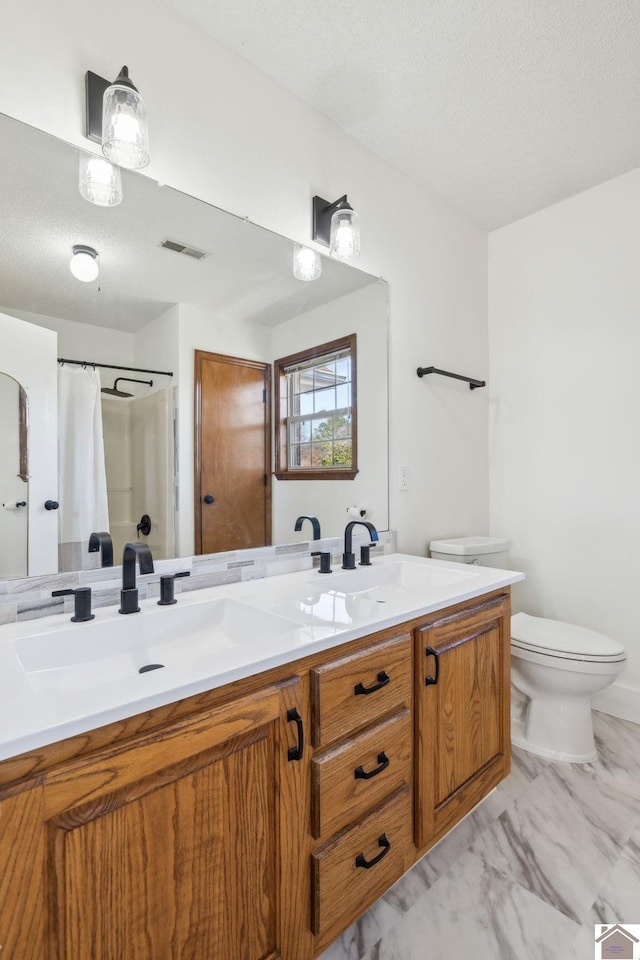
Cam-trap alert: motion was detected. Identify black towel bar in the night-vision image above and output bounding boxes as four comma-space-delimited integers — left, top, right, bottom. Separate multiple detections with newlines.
416, 366, 486, 390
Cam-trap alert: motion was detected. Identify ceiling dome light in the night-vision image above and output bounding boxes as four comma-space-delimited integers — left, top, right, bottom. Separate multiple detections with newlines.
102, 66, 150, 170
293, 244, 322, 281
79, 153, 122, 207
70, 245, 99, 283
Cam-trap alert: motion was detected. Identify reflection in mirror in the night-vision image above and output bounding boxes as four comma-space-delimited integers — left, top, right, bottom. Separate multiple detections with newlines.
0, 375, 28, 578
0, 112, 389, 580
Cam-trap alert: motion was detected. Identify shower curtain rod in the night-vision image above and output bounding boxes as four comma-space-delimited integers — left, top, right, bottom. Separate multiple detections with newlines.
57, 358, 174, 378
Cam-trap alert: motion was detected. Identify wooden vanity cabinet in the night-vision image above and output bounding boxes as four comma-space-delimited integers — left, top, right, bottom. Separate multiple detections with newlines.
414, 592, 511, 850
0, 678, 309, 960
0, 587, 512, 960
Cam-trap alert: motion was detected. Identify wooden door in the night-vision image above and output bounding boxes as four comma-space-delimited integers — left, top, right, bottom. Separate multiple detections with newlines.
195, 350, 271, 554
414, 593, 511, 849
40, 687, 283, 960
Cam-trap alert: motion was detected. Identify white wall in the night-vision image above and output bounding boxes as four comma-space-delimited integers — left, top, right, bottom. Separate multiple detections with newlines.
489, 167, 640, 720
7, 307, 135, 388
270, 283, 389, 543
0, 0, 489, 559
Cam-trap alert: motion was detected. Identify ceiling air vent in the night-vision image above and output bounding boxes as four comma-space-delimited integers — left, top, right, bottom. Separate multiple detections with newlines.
159, 239, 208, 260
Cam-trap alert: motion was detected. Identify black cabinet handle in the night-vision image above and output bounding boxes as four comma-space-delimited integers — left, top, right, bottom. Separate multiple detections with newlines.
287, 707, 304, 761
425, 647, 440, 686
354, 751, 390, 780
203, 494, 215, 504
44, 500, 59, 510
355, 833, 390, 869
354, 670, 390, 696
15, 501, 26, 508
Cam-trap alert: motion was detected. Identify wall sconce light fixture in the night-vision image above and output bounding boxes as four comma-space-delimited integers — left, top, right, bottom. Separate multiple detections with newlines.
312, 195, 360, 262
293, 244, 322, 281
86, 66, 150, 170
70, 245, 99, 283
78, 153, 122, 207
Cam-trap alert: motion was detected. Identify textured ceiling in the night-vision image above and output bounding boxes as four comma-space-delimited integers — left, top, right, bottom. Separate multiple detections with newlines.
160, 0, 640, 228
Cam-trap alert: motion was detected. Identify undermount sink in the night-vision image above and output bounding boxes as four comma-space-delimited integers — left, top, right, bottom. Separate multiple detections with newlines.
13, 598, 299, 696
308, 559, 476, 601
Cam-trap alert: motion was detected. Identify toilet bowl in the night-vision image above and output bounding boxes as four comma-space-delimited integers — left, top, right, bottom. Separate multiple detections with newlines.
511, 612, 626, 763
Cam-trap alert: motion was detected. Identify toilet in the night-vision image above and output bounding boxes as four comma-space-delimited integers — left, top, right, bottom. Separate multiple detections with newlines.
429, 536, 627, 764
510, 613, 625, 763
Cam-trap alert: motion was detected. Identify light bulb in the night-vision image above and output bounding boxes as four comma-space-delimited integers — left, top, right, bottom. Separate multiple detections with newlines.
70, 246, 99, 282
330, 207, 360, 262
79, 153, 122, 207
102, 66, 150, 170
293, 244, 322, 281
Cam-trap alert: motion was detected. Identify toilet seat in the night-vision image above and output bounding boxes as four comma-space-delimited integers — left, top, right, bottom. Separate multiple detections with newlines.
511, 612, 625, 664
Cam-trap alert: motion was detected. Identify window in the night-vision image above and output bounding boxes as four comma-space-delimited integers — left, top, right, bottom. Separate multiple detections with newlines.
274, 334, 357, 479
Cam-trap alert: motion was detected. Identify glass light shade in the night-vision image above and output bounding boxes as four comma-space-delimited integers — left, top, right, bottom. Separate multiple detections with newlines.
330, 207, 360, 262
79, 153, 122, 207
102, 83, 150, 170
70, 247, 99, 283
293, 244, 322, 281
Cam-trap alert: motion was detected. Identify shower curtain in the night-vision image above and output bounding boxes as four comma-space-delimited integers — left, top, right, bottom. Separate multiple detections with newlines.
57, 365, 109, 569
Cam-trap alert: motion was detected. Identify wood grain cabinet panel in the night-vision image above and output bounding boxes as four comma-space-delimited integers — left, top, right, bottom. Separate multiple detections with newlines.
311, 708, 412, 838
1, 683, 306, 960
311, 633, 412, 747
311, 787, 412, 951
414, 593, 511, 849
0, 785, 47, 960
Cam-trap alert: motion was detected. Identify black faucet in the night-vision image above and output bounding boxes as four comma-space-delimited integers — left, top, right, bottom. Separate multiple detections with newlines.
343, 521, 379, 570
119, 542, 154, 614
88, 531, 113, 568
294, 515, 321, 539
294, 515, 322, 555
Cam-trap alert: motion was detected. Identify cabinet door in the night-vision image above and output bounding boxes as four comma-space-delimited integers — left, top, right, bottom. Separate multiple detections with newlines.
414, 593, 511, 849
41, 685, 290, 960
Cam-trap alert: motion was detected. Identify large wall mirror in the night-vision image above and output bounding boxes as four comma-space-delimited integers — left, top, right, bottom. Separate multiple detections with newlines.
0, 112, 389, 579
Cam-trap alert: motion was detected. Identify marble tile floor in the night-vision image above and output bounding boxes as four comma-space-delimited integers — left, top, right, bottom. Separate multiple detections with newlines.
318, 711, 640, 960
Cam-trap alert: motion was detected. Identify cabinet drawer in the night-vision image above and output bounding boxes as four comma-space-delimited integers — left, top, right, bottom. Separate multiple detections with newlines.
311, 786, 412, 948
311, 708, 412, 838
311, 633, 412, 747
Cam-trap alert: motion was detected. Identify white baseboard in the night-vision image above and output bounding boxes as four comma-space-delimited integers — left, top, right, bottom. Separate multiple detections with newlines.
592, 682, 640, 725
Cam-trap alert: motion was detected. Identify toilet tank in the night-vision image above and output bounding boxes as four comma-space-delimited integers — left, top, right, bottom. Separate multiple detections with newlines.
429, 536, 510, 568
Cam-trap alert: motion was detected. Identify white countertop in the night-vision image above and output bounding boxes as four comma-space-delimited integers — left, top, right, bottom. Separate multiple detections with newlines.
0, 554, 523, 761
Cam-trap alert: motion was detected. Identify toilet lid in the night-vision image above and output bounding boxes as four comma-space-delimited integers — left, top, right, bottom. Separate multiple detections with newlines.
511, 612, 625, 659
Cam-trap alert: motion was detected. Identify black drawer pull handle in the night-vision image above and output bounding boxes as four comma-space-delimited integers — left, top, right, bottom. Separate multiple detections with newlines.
354, 670, 390, 696
354, 751, 390, 780
286, 707, 304, 761
425, 647, 440, 686
355, 833, 391, 869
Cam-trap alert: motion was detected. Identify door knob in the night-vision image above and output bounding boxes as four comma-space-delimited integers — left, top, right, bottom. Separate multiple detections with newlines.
44, 500, 59, 510
203, 495, 215, 504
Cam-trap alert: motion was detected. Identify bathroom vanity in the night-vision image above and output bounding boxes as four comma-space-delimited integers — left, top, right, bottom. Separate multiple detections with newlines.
0, 556, 520, 959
